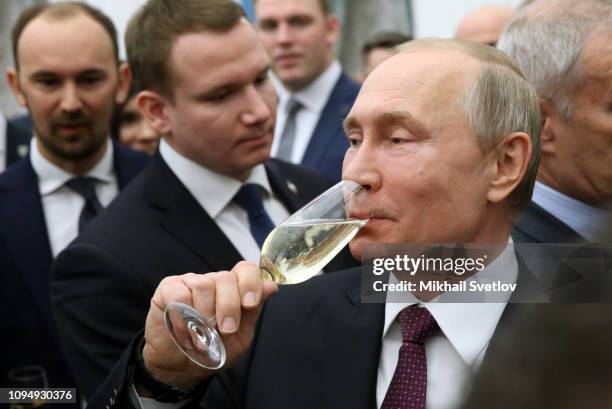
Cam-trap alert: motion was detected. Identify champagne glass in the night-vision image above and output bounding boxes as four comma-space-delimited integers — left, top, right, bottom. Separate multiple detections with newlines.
164, 180, 368, 369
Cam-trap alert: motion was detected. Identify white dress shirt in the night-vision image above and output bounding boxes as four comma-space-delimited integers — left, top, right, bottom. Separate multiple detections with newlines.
270, 60, 342, 163
0, 112, 7, 171
135, 140, 291, 409
377, 242, 518, 409
532, 181, 610, 241
159, 140, 290, 263
30, 137, 118, 257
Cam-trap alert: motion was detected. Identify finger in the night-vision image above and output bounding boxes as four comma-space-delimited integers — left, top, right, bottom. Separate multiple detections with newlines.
233, 260, 265, 309
152, 275, 194, 314
214, 271, 242, 335
183, 272, 217, 323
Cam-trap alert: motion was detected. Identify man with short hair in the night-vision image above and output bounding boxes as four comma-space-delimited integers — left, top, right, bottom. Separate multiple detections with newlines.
498, 0, 612, 243
358, 31, 413, 82
254, 0, 360, 182
85, 38, 542, 409
0, 2, 149, 397
50, 0, 355, 399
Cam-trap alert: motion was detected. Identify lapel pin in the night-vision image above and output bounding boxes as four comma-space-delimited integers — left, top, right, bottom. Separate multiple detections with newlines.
17, 144, 29, 158
286, 180, 298, 194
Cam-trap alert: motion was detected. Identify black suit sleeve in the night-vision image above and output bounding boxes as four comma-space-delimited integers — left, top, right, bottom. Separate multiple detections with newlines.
51, 243, 152, 399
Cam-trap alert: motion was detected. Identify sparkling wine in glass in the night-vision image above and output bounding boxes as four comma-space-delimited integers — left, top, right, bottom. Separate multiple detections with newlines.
164, 180, 368, 369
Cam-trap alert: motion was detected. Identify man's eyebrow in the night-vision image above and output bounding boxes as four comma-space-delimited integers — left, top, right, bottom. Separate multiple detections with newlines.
343, 116, 360, 133
343, 111, 429, 138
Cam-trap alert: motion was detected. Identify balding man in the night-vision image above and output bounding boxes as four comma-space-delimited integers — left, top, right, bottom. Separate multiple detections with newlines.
456, 4, 515, 46
86, 37, 542, 409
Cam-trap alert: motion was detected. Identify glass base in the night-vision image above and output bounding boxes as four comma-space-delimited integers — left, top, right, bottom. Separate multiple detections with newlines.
164, 302, 226, 369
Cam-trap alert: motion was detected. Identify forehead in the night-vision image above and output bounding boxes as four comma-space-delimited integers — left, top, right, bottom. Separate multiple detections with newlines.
169, 20, 269, 88
18, 13, 115, 72
255, 0, 324, 19
580, 32, 612, 81
355, 49, 480, 116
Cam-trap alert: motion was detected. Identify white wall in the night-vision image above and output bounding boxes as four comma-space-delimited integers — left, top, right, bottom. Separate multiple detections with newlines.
412, 0, 522, 39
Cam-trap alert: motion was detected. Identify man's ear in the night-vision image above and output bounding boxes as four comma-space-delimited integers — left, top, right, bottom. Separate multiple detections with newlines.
325, 15, 340, 46
539, 97, 558, 155
137, 90, 172, 136
487, 132, 532, 204
115, 62, 131, 105
6, 68, 27, 107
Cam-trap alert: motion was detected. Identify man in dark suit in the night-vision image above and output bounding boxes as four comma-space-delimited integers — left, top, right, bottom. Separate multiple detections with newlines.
254, 0, 360, 182
0, 2, 149, 403
1, 112, 31, 172
50, 0, 355, 400
498, 0, 612, 244
84, 37, 544, 409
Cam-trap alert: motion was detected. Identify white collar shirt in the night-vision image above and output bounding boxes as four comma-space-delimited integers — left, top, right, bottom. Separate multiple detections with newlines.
531, 181, 610, 241
159, 139, 289, 263
377, 241, 518, 409
270, 60, 342, 163
30, 137, 118, 257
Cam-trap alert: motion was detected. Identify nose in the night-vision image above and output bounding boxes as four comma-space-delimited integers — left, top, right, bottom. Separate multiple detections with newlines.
240, 85, 272, 126
59, 82, 83, 113
342, 141, 382, 193
276, 22, 294, 46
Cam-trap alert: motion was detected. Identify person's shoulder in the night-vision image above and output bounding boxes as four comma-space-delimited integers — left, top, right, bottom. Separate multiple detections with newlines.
0, 157, 34, 191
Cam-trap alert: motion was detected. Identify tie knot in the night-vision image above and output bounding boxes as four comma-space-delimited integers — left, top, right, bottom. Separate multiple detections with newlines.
65, 176, 99, 200
233, 184, 266, 215
398, 306, 438, 345
286, 97, 302, 115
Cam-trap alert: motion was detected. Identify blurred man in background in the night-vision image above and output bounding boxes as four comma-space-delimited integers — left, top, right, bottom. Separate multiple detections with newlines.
498, 0, 612, 243
0, 1, 149, 398
254, 0, 360, 182
357, 30, 412, 82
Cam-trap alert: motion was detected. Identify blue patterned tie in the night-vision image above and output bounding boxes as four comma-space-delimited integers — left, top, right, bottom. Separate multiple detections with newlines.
233, 184, 276, 247
65, 176, 103, 232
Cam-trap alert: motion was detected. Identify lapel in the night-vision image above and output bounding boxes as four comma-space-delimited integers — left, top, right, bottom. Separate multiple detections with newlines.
320, 270, 384, 408
301, 73, 354, 169
145, 155, 243, 272
5, 120, 31, 165
0, 158, 54, 327
264, 160, 303, 212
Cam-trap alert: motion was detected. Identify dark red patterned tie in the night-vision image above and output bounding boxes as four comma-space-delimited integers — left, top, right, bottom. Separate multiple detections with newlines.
381, 306, 438, 409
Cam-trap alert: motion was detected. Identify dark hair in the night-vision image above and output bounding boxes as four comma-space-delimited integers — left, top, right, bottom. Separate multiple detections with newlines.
362, 31, 413, 56
12, 1, 119, 70
125, 0, 245, 100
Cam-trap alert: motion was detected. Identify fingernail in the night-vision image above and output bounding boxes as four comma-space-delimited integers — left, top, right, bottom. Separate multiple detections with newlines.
222, 317, 237, 333
243, 291, 256, 307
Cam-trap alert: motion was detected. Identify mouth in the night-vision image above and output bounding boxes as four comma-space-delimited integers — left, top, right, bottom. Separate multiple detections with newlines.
275, 53, 301, 66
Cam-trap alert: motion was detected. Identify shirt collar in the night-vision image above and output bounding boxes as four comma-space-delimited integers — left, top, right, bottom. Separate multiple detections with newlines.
159, 139, 273, 218
30, 136, 114, 196
382, 240, 517, 367
532, 181, 610, 241
272, 60, 342, 113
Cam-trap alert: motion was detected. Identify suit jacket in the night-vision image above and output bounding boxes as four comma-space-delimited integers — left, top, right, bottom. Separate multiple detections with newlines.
511, 201, 585, 243
50, 155, 358, 399
4, 118, 32, 169
300, 72, 360, 182
0, 143, 149, 403
86, 252, 544, 409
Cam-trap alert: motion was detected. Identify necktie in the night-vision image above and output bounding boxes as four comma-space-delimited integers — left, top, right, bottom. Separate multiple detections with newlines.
381, 306, 439, 409
276, 97, 303, 162
65, 177, 103, 232
233, 184, 276, 247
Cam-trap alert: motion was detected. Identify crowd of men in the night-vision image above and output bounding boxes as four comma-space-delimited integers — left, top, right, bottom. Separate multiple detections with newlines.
0, 1, 610, 409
